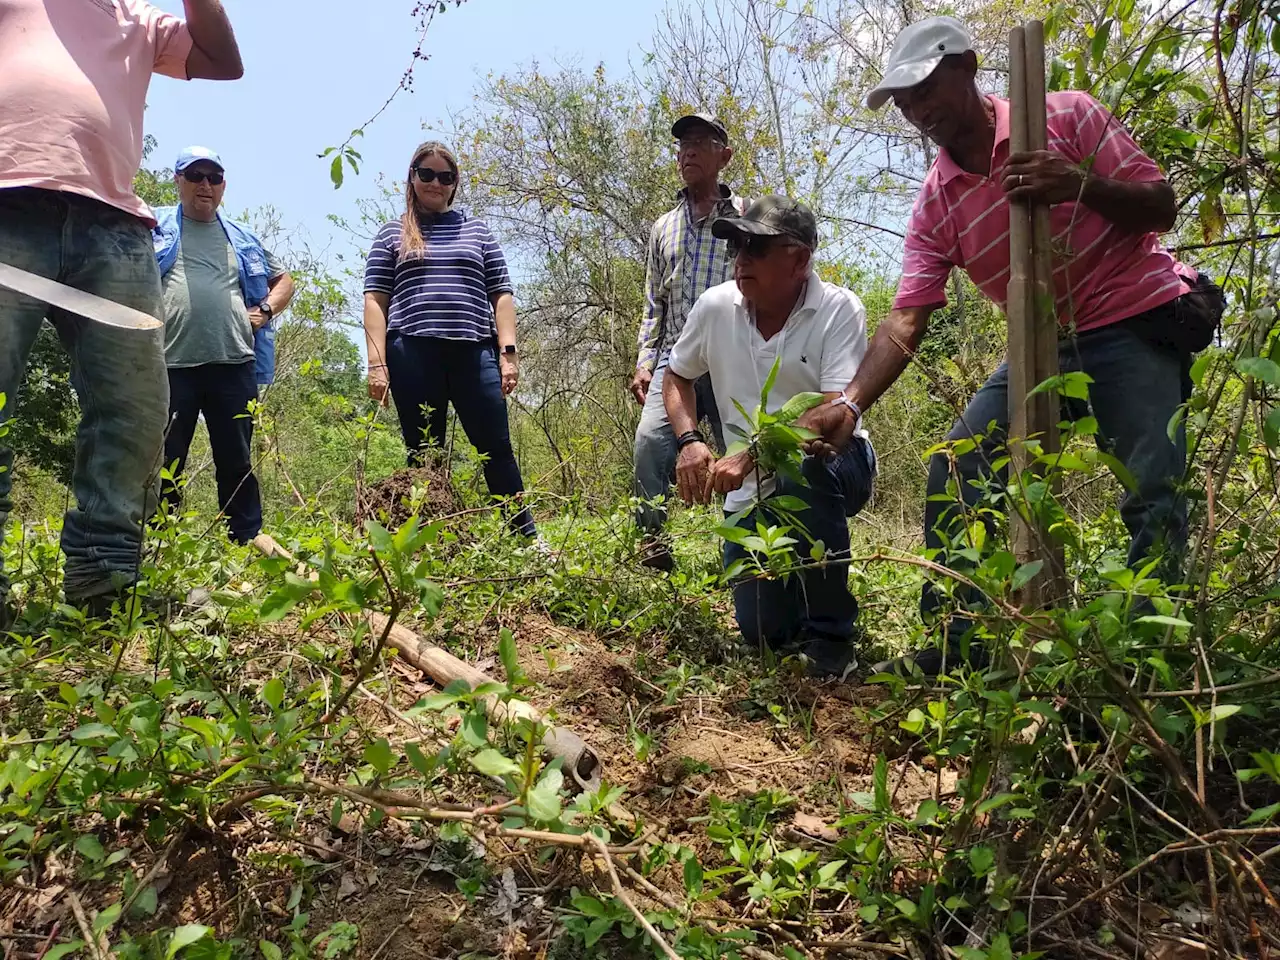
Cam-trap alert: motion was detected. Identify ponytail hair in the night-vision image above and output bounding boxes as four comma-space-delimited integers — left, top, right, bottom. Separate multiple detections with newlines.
398, 140, 461, 262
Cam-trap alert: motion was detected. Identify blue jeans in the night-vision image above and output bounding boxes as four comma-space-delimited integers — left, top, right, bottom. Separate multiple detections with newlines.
0, 188, 168, 602
385, 333, 535, 537
922, 316, 1189, 624
724, 438, 876, 665
633, 357, 725, 533
162, 361, 262, 544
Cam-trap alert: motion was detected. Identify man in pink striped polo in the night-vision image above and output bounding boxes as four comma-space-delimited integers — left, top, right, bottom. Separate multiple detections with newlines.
800, 16, 1222, 675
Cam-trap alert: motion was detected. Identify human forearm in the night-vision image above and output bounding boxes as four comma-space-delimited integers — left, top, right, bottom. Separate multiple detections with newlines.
1081, 177, 1176, 234
843, 307, 932, 411
662, 371, 700, 435
493, 293, 517, 349
266, 274, 295, 315
363, 293, 390, 369
183, 0, 243, 80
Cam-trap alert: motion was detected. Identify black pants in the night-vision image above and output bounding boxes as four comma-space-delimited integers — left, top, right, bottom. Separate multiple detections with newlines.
385, 333, 536, 537
162, 361, 262, 544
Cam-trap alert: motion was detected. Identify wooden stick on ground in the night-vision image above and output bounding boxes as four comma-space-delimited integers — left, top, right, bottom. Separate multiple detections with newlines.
249, 533, 604, 793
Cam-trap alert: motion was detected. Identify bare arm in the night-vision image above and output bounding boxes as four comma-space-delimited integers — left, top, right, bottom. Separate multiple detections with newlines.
492, 292, 517, 350
266, 272, 295, 314
183, 0, 243, 80
364, 292, 390, 367
663, 370, 699, 436
665, 370, 718, 505
1003, 151, 1176, 234
797, 305, 935, 454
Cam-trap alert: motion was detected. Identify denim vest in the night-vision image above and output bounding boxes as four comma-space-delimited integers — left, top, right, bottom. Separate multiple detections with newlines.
153, 206, 277, 385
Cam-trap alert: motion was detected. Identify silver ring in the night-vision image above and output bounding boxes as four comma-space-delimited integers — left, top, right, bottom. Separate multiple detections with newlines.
1018, 174, 1025, 187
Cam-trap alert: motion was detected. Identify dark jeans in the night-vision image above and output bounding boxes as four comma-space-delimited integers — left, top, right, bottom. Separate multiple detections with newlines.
386, 333, 535, 537
724, 438, 876, 666
922, 314, 1189, 626
634, 354, 725, 534
162, 361, 262, 544
0, 188, 167, 602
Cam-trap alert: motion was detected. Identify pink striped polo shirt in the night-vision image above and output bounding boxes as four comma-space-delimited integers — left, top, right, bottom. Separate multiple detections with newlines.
893, 91, 1192, 333
0, 0, 193, 225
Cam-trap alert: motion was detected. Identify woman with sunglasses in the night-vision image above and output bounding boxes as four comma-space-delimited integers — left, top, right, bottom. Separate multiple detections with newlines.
363, 141, 537, 538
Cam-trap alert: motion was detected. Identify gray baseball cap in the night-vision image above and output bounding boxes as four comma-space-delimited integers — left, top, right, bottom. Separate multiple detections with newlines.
712, 195, 818, 250
672, 113, 730, 144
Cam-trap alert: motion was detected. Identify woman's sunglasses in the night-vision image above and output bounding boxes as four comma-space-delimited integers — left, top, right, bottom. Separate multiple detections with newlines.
413, 167, 458, 186
182, 169, 224, 185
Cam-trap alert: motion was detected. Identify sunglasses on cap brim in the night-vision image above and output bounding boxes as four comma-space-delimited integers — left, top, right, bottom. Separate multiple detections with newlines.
412, 167, 458, 185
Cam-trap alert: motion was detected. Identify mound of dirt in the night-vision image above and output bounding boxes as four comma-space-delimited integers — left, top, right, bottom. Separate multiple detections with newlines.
357, 455, 464, 531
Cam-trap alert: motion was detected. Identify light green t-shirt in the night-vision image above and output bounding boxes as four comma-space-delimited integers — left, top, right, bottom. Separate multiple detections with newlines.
161, 217, 285, 368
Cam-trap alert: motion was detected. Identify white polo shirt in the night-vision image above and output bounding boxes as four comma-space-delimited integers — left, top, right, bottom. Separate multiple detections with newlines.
668, 272, 869, 513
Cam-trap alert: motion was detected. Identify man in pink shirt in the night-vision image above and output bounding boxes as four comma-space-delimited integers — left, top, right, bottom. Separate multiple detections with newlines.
800, 16, 1222, 675
0, 0, 243, 626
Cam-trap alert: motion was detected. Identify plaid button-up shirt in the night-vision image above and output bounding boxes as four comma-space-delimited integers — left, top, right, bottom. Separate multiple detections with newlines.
636, 184, 747, 372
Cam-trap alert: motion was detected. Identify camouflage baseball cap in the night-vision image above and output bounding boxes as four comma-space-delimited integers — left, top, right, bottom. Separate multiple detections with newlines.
711, 195, 818, 250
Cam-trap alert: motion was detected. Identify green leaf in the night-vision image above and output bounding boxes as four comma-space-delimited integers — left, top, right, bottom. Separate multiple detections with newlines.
760, 356, 781, 408
364, 519, 393, 553
976, 793, 1021, 815
166, 924, 213, 959
776, 391, 825, 422
1236, 357, 1280, 386
526, 765, 564, 822
1090, 19, 1112, 64
130, 883, 159, 917
71, 722, 116, 741
498, 628, 527, 687
683, 856, 704, 896
857, 904, 879, 923
259, 588, 301, 623
260, 942, 284, 960
461, 708, 488, 748
968, 844, 995, 877
1011, 561, 1043, 592
44, 944, 85, 960
470, 748, 520, 778
1244, 802, 1280, 825
1264, 409, 1280, 450
405, 741, 440, 780
1135, 614, 1192, 630
363, 738, 394, 776
329, 153, 344, 189
873, 755, 889, 813
93, 902, 122, 934
262, 677, 285, 712
1207, 704, 1241, 723
75, 834, 106, 862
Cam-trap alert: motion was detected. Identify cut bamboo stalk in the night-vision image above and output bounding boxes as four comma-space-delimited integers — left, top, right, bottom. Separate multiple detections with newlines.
1007, 22, 1065, 609
250, 533, 604, 793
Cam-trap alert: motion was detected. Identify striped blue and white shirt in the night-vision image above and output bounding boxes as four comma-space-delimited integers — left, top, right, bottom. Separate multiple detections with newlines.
363, 211, 513, 341
636, 184, 747, 372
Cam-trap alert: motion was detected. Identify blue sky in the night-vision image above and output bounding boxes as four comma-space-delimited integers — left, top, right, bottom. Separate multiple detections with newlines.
144, 0, 668, 265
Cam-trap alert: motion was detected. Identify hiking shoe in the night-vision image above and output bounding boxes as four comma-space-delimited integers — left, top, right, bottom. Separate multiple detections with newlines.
871, 642, 989, 679
638, 536, 675, 572
793, 638, 859, 682
74, 589, 177, 622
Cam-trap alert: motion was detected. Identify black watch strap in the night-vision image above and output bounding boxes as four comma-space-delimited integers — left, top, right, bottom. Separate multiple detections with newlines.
676, 429, 706, 450
502, 344, 518, 355
259, 301, 273, 319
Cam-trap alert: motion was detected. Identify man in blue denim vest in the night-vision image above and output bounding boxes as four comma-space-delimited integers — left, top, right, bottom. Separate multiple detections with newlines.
0, 0, 243, 628
152, 147, 295, 544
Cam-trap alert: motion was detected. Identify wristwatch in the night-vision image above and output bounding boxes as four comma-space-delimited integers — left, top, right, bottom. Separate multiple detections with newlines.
502, 344, 518, 356
259, 301, 274, 322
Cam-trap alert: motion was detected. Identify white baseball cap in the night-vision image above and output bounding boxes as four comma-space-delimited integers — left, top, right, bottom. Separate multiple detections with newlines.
865, 16, 974, 111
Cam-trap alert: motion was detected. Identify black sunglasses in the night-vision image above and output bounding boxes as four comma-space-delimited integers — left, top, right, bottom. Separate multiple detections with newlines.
413, 167, 458, 186
182, 169, 224, 185
726, 234, 801, 259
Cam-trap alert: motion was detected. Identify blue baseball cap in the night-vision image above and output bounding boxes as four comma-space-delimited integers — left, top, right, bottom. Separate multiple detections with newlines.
174, 146, 225, 174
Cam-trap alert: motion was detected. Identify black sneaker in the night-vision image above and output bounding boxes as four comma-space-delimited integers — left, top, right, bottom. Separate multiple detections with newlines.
75, 589, 177, 622
792, 637, 859, 681
638, 536, 675, 572
872, 642, 989, 679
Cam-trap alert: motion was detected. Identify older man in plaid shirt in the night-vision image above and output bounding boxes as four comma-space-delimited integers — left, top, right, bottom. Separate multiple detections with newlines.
630, 113, 747, 571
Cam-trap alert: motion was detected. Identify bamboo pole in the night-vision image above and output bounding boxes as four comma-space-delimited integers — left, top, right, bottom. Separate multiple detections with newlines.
1007, 21, 1065, 609
250, 533, 604, 793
